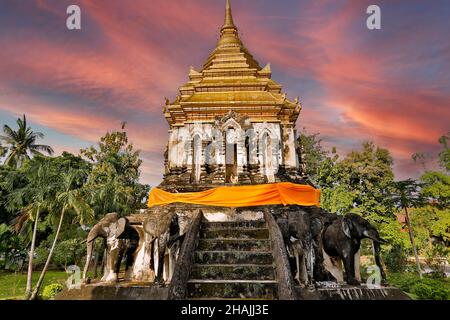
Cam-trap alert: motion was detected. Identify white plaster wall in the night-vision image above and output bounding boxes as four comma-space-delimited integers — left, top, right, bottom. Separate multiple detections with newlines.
167, 121, 294, 180
285, 127, 298, 168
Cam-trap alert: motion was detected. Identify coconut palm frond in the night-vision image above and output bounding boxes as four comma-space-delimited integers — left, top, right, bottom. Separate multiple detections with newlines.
32, 144, 54, 155
2, 124, 19, 141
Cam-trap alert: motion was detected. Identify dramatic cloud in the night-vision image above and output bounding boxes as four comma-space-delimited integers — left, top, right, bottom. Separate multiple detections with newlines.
0, 0, 448, 185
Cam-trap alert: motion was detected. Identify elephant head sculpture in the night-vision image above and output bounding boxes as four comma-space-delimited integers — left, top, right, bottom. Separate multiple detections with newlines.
276, 208, 316, 286
82, 213, 139, 283
143, 209, 184, 285
322, 213, 387, 286
287, 210, 314, 286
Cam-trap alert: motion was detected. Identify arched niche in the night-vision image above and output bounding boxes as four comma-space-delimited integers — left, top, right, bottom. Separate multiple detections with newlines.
260, 131, 275, 183
192, 134, 202, 183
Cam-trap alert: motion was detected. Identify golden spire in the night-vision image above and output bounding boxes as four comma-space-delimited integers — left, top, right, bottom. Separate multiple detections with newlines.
217, 0, 241, 48
222, 0, 236, 32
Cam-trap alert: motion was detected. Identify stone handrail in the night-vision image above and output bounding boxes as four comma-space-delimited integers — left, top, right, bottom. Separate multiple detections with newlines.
264, 209, 297, 300
167, 210, 203, 300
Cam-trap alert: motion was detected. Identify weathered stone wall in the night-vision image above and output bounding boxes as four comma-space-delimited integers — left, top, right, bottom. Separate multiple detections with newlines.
165, 112, 298, 187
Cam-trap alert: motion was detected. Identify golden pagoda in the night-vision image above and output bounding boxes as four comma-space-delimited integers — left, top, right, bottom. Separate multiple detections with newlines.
161, 0, 304, 191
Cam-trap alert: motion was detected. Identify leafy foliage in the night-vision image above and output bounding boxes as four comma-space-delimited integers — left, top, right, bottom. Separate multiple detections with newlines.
383, 244, 408, 273
0, 224, 27, 271
297, 129, 330, 184
438, 133, 450, 172
35, 238, 86, 269
388, 273, 449, 300
41, 283, 64, 300
80, 125, 150, 217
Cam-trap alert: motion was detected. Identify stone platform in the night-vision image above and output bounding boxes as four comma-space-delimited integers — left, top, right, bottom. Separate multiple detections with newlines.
56, 282, 409, 300
296, 284, 410, 300
56, 282, 168, 300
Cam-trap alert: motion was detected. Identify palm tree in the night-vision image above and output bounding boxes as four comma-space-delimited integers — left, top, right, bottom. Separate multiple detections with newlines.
1, 115, 54, 168
6, 160, 58, 299
390, 179, 426, 278
30, 169, 93, 300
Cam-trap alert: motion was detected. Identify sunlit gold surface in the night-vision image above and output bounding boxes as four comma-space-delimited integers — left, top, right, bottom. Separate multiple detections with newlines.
163, 0, 301, 127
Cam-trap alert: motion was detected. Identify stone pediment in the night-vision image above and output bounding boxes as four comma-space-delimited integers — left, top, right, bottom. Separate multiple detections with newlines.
215, 110, 251, 129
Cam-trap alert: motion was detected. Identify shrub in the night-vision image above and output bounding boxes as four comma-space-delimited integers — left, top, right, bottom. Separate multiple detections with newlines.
412, 278, 449, 300
52, 239, 86, 268
388, 272, 450, 300
388, 273, 418, 292
424, 243, 449, 274
41, 283, 64, 300
384, 245, 408, 273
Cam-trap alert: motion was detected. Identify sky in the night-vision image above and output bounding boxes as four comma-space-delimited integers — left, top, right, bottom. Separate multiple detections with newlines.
0, 0, 449, 186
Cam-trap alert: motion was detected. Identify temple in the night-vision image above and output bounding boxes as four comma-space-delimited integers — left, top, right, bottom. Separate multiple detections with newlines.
161, 0, 305, 191
70, 0, 405, 301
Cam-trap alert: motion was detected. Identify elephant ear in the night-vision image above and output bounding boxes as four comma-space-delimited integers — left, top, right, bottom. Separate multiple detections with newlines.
341, 216, 352, 239
115, 217, 128, 238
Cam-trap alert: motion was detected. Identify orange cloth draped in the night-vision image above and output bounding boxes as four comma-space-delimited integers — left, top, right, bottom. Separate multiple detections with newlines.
148, 182, 320, 208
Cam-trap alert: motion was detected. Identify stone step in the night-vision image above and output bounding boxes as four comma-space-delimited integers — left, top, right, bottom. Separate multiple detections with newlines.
197, 239, 271, 252
201, 220, 266, 230
191, 264, 275, 280
195, 251, 273, 265
187, 280, 278, 299
200, 228, 270, 240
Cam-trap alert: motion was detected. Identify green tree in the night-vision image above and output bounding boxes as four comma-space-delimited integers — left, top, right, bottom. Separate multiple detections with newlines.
0, 115, 54, 168
0, 223, 27, 271
297, 129, 330, 184
5, 159, 59, 298
390, 179, 426, 278
0, 165, 24, 224
319, 141, 395, 222
410, 135, 450, 272
438, 133, 450, 172
80, 125, 149, 217
30, 169, 93, 300
410, 134, 450, 246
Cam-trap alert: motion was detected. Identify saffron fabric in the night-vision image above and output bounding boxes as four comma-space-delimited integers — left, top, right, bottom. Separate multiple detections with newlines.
148, 182, 320, 208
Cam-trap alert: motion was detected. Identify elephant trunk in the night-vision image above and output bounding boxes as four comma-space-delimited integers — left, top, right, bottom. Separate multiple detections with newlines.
83, 239, 95, 280
363, 229, 387, 243
372, 240, 388, 284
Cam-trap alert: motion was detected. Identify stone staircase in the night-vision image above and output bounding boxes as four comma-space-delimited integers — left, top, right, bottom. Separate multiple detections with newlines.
187, 219, 278, 299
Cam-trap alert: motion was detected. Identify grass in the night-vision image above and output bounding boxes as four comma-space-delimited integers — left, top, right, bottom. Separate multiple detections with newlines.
0, 270, 68, 300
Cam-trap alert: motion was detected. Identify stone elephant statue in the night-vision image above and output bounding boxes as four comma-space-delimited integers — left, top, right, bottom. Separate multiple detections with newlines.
322, 213, 388, 286
143, 209, 184, 285
277, 208, 315, 286
82, 213, 139, 283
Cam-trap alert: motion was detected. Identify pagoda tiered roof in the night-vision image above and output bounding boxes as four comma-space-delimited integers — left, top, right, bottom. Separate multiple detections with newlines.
163, 0, 301, 127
